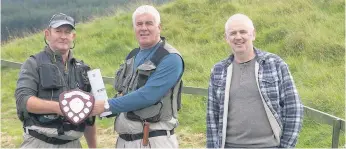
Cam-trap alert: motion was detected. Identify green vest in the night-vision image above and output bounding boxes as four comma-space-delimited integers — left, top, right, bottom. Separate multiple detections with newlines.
114, 38, 184, 122
23, 47, 94, 134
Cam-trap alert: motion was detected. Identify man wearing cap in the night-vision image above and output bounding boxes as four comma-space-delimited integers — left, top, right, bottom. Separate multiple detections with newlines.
15, 13, 97, 148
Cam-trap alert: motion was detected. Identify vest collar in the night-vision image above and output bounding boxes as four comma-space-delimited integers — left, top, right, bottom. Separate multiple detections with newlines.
44, 46, 75, 63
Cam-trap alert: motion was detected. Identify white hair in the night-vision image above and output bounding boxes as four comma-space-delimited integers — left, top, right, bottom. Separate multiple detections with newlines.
225, 13, 254, 32
132, 5, 161, 27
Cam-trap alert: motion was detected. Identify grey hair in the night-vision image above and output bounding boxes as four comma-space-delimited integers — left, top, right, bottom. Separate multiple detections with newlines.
132, 5, 161, 27
225, 13, 254, 32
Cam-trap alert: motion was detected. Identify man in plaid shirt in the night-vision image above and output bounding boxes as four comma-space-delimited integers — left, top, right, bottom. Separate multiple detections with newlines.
206, 14, 304, 148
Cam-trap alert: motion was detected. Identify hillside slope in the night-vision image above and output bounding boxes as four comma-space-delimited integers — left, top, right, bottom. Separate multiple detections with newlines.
1, 0, 344, 147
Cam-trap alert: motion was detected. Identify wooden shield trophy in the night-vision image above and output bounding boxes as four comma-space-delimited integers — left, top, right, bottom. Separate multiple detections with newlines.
59, 89, 95, 125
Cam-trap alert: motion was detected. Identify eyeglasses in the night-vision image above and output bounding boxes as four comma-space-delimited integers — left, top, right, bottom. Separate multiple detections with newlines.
48, 13, 75, 27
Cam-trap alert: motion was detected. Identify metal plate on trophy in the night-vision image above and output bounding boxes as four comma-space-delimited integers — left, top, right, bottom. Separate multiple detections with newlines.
59, 89, 94, 125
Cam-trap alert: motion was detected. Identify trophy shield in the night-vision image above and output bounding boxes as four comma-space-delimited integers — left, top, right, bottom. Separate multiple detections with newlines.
59, 89, 94, 125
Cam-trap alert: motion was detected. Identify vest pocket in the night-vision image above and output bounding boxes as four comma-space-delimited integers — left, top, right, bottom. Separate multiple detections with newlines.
74, 63, 89, 91
114, 63, 126, 92
114, 59, 135, 94
136, 70, 152, 89
38, 64, 64, 90
126, 102, 162, 122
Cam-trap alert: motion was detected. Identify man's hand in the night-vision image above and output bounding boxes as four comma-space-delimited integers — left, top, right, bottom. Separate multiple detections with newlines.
90, 100, 106, 116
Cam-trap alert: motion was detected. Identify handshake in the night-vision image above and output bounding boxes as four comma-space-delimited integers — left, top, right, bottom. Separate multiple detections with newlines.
58, 89, 111, 125
58, 69, 112, 125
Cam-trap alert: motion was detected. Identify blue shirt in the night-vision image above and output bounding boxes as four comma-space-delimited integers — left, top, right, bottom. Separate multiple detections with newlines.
108, 43, 183, 113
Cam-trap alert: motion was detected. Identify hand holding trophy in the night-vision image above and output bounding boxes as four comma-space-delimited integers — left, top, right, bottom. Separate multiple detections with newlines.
59, 89, 95, 125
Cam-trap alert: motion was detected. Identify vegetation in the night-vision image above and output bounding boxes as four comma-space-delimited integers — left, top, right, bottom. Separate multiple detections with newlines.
1, 0, 170, 43
1, 0, 344, 148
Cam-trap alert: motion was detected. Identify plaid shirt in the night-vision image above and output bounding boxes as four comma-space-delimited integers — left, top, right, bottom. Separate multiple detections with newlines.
207, 48, 304, 148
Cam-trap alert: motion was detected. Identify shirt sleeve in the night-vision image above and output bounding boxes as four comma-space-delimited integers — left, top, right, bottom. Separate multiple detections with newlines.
206, 66, 220, 148
15, 57, 39, 120
278, 61, 304, 148
108, 53, 183, 113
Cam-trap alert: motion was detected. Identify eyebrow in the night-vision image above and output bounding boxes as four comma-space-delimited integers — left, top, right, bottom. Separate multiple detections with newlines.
137, 20, 154, 23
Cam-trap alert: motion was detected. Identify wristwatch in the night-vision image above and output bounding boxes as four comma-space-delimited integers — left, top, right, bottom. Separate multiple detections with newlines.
104, 100, 110, 113
100, 100, 112, 117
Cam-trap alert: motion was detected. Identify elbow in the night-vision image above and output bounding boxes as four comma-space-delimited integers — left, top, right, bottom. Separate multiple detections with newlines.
15, 90, 30, 111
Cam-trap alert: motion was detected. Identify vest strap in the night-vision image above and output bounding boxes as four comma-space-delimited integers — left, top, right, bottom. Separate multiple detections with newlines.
150, 46, 170, 66
126, 48, 140, 60
24, 128, 77, 145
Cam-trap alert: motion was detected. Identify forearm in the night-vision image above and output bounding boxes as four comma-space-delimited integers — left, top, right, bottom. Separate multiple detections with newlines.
84, 125, 97, 148
206, 109, 219, 148
206, 115, 218, 148
207, 85, 219, 148
280, 101, 304, 147
26, 96, 62, 115
279, 63, 304, 147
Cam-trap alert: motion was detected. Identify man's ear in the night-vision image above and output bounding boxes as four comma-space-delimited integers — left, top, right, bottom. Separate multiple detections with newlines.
158, 23, 161, 33
225, 33, 231, 44
44, 29, 50, 39
72, 32, 76, 40
252, 29, 256, 41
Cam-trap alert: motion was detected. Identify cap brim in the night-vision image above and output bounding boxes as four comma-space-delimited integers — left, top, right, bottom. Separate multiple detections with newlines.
50, 20, 75, 29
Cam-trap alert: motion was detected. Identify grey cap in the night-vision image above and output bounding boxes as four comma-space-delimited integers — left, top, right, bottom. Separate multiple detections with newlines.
48, 13, 75, 29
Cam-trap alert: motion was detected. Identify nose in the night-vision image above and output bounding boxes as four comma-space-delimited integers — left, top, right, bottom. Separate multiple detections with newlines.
234, 32, 242, 39
140, 24, 148, 31
60, 32, 67, 39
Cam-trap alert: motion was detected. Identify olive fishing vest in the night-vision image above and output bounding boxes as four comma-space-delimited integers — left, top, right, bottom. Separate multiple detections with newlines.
23, 49, 94, 134
114, 39, 184, 122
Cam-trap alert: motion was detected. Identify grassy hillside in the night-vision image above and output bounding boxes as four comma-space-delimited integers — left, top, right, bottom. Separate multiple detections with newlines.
1, 0, 345, 148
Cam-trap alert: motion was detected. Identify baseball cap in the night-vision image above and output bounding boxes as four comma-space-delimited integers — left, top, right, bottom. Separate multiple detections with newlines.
48, 13, 75, 29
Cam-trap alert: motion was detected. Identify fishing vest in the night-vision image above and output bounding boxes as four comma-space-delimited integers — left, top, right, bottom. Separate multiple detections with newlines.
114, 38, 184, 123
23, 49, 94, 134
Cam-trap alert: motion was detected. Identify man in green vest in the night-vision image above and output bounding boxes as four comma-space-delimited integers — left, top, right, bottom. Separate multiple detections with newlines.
91, 5, 184, 148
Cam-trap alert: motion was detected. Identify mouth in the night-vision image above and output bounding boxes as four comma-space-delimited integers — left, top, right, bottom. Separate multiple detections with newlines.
234, 42, 244, 46
140, 33, 150, 37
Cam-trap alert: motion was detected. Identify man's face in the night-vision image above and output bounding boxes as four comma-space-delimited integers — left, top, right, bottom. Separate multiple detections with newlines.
45, 24, 75, 53
225, 20, 255, 54
134, 13, 161, 49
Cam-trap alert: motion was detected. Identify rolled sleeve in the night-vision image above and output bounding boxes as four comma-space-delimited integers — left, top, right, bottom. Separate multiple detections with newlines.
15, 57, 39, 118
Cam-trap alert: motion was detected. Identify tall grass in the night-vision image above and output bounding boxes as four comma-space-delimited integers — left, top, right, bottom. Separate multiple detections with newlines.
1, 0, 344, 147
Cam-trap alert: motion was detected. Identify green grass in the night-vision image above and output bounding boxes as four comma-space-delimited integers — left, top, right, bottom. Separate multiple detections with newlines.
1, 0, 345, 148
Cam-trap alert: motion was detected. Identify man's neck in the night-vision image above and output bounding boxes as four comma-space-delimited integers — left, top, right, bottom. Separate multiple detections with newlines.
49, 46, 69, 63
140, 39, 161, 50
233, 48, 255, 63
61, 53, 69, 64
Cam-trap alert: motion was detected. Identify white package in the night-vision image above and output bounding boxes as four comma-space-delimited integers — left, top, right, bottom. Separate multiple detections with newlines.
87, 69, 112, 117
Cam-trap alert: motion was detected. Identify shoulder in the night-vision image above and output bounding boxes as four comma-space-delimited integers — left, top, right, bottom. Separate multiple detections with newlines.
211, 58, 228, 74
22, 56, 38, 69
159, 53, 183, 67
18, 57, 39, 78
159, 42, 183, 66
256, 48, 287, 66
163, 42, 182, 56
74, 58, 90, 69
